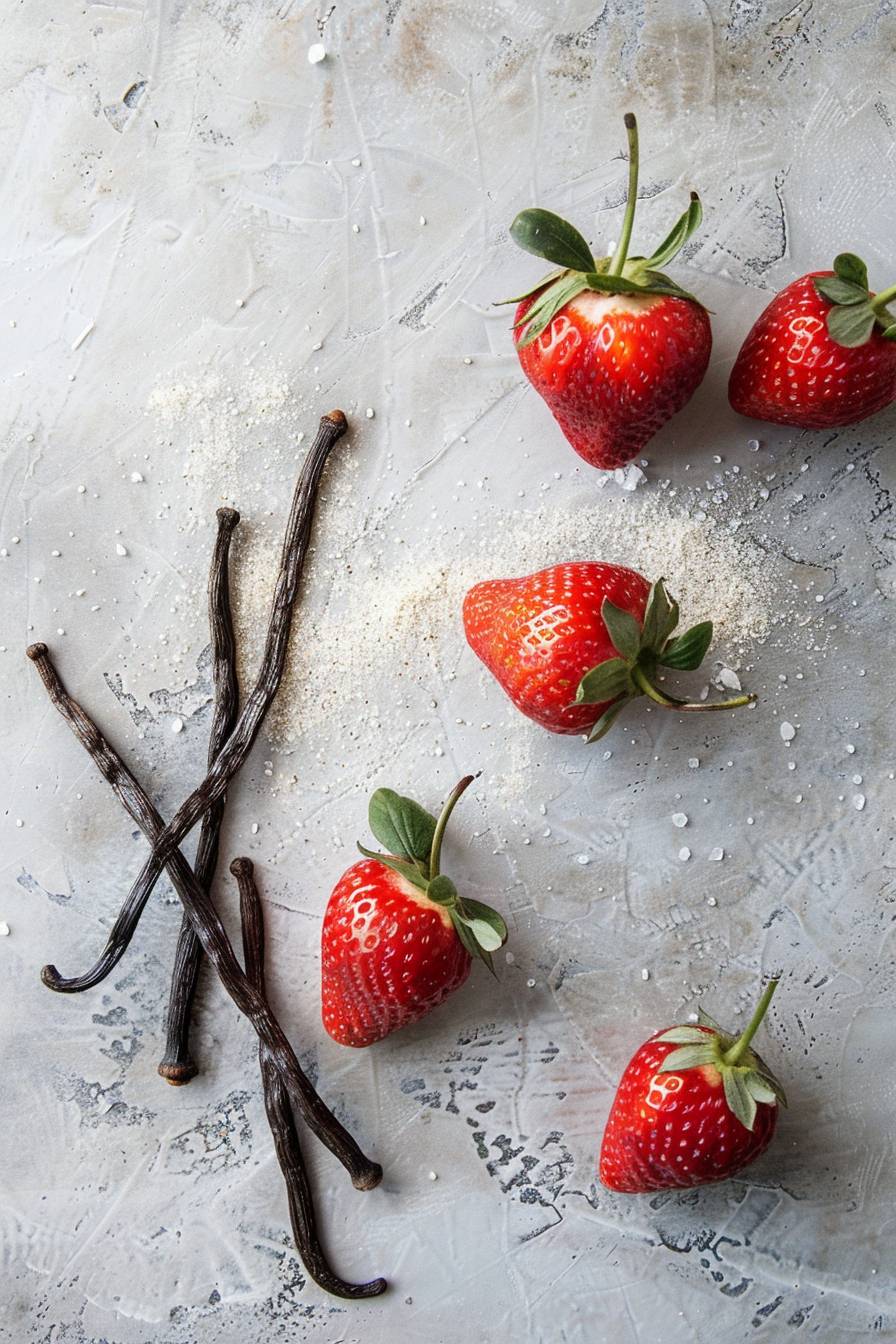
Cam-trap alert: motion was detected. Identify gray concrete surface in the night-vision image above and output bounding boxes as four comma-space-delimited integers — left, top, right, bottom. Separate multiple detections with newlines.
2, 1, 895, 1340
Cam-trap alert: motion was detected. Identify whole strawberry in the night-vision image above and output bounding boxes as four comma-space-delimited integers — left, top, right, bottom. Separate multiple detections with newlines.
503, 113, 711, 471
729, 254, 896, 428
463, 563, 754, 742
321, 776, 507, 1047
600, 979, 786, 1193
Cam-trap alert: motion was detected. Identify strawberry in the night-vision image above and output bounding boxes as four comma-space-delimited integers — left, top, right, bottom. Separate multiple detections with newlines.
502, 113, 711, 470
320, 776, 507, 1047
729, 253, 896, 428
463, 563, 754, 742
599, 979, 786, 1193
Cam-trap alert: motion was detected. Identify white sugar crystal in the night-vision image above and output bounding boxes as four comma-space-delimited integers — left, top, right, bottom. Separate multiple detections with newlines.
115, 542, 128, 557
671, 813, 688, 828
718, 667, 741, 691
307, 43, 326, 63
613, 463, 646, 492
780, 721, 796, 742
854, 794, 866, 811
708, 847, 725, 861
678, 846, 691, 861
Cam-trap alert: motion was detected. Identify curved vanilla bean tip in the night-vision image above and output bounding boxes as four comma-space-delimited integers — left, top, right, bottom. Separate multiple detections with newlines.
324, 409, 347, 431
26, 642, 49, 661
216, 505, 240, 529
235, 857, 387, 1297
157, 1061, 198, 1085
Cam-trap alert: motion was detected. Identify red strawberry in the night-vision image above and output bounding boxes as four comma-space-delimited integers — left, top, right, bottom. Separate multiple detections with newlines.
321, 777, 507, 1047
729, 254, 896, 428
463, 563, 754, 742
599, 979, 786, 1193
503, 113, 711, 470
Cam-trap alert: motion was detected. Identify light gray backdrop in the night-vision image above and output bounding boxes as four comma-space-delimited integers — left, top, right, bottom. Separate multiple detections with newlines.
2, 1, 894, 1341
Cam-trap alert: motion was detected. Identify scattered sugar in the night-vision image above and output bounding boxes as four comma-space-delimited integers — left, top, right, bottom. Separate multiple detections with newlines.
230, 486, 781, 747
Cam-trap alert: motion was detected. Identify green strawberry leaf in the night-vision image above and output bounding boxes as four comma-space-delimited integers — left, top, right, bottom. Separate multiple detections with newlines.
601, 598, 642, 661
657, 1043, 718, 1072
826, 300, 877, 348
640, 579, 680, 652
655, 1026, 713, 1045
579, 268, 699, 305
509, 208, 595, 274
514, 273, 590, 347
882, 323, 896, 340
833, 252, 869, 289
743, 1073, 778, 1106
368, 788, 437, 864
575, 657, 632, 706
696, 1006, 727, 1033
450, 910, 497, 973
497, 266, 568, 306
723, 1068, 757, 1131
458, 897, 508, 950
356, 843, 429, 891
645, 192, 703, 270
659, 621, 713, 671
465, 918, 504, 952
751, 1062, 788, 1107
427, 874, 458, 906
814, 276, 869, 307
585, 696, 630, 743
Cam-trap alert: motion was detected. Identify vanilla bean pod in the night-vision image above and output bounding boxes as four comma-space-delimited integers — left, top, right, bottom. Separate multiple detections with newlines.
27, 643, 380, 1190
158, 506, 241, 1086
41, 409, 346, 994
233, 858, 387, 1300
28, 411, 382, 1191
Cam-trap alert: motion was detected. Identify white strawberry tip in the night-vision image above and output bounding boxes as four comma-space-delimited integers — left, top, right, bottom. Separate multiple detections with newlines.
654, 978, 787, 1133
500, 112, 706, 347
356, 775, 507, 970
814, 252, 896, 348
573, 578, 757, 744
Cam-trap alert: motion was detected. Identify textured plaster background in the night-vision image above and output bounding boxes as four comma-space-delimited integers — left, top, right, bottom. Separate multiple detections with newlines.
2, 1, 896, 1341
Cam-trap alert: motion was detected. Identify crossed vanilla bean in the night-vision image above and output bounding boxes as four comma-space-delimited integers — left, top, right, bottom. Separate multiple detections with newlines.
233, 857, 386, 1299
158, 506, 241, 1085
41, 409, 348, 995
28, 411, 381, 1192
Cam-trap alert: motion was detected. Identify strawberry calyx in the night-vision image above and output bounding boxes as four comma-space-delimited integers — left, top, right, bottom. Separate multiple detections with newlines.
501, 113, 705, 349
814, 253, 896, 348
356, 774, 507, 971
655, 978, 787, 1133
573, 578, 756, 743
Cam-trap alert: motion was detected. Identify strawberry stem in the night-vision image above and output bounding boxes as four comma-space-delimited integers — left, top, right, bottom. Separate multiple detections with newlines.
723, 979, 779, 1066
630, 664, 756, 712
871, 283, 896, 312
608, 113, 639, 276
429, 774, 476, 879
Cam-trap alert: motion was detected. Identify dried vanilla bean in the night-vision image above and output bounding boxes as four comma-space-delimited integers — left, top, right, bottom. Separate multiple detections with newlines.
233, 857, 387, 1300
158, 506, 241, 1085
27, 643, 380, 1189
41, 409, 346, 994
